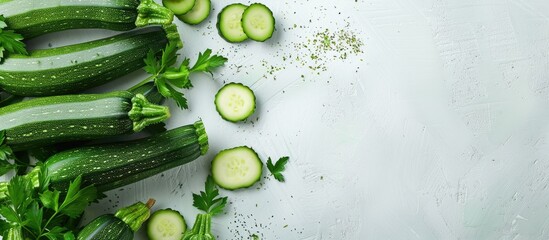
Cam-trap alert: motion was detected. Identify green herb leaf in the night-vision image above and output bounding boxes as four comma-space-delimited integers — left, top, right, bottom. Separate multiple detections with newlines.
190, 49, 228, 74
7, 175, 33, 210
192, 175, 227, 216
42, 226, 67, 240
138, 45, 227, 109
0, 206, 19, 223
23, 202, 43, 232
39, 190, 60, 211
266, 156, 290, 182
63, 231, 76, 240
58, 175, 98, 218
0, 16, 27, 61
0, 218, 10, 236
0, 16, 6, 29
0, 163, 15, 176
143, 49, 160, 75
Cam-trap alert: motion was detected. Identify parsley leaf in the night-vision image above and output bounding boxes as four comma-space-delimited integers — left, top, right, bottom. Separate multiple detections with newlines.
266, 156, 290, 182
58, 175, 98, 218
0, 173, 97, 239
190, 49, 228, 74
0, 15, 27, 61
192, 175, 227, 216
135, 45, 227, 109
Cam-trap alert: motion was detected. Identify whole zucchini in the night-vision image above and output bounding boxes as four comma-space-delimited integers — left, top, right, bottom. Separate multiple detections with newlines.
0, 0, 173, 39
77, 199, 155, 240
0, 120, 208, 201
0, 24, 181, 96
0, 91, 170, 151
45, 120, 208, 191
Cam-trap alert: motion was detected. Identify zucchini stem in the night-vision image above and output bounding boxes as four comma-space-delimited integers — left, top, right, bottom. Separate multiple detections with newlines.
194, 120, 209, 155
115, 199, 155, 232
182, 214, 214, 240
129, 94, 171, 132
146, 198, 156, 209
136, 0, 175, 27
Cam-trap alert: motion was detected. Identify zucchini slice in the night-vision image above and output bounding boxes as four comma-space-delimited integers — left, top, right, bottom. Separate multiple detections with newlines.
217, 4, 248, 43
241, 3, 275, 42
211, 146, 263, 190
162, 0, 196, 15
177, 0, 211, 25
147, 209, 186, 240
214, 82, 256, 122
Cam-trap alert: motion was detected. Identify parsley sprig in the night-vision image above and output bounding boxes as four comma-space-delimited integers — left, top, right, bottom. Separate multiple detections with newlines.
192, 175, 227, 216
267, 156, 290, 182
183, 176, 228, 240
131, 43, 227, 109
0, 167, 98, 239
0, 15, 27, 62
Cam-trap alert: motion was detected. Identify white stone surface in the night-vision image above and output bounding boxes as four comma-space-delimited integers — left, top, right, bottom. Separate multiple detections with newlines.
21, 0, 549, 239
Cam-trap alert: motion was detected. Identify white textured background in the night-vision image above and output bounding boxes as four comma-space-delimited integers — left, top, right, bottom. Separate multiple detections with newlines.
25, 0, 549, 239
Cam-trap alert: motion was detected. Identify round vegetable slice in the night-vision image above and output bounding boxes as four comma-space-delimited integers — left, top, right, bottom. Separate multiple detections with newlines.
162, 0, 196, 15
211, 146, 263, 190
241, 3, 275, 42
147, 209, 186, 240
177, 0, 211, 25
214, 82, 256, 122
217, 3, 248, 43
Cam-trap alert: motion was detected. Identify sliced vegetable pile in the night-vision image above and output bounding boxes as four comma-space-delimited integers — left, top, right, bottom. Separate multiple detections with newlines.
0, 0, 291, 239
218, 3, 275, 42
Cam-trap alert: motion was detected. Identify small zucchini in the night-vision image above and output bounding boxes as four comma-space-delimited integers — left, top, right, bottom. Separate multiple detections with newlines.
0, 91, 169, 151
0, 0, 174, 39
77, 199, 156, 240
0, 25, 181, 96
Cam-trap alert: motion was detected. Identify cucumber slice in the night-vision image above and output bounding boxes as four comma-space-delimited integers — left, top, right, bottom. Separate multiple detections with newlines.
241, 3, 275, 42
217, 4, 248, 43
147, 209, 186, 240
162, 0, 196, 15
177, 0, 211, 25
211, 146, 263, 190
214, 82, 256, 122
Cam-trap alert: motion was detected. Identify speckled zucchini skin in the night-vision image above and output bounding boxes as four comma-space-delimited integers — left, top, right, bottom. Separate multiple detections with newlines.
0, 0, 173, 39
77, 215, 133, 240
0, 26, 169, 96
45, 120, 208, 192
0, 91, 170, 151
78, 201, 151, 240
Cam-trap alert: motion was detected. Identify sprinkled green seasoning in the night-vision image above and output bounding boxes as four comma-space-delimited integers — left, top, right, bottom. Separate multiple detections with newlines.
294, 28, 364, 74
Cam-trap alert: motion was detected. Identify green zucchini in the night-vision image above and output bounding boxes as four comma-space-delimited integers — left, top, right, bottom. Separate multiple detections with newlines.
48, 120, 208, 192
0, 91, 169, 151
0, 0, 174, 39
77, 199, 155, 240
0, 24, 181, 97
0, 120, 208, 201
